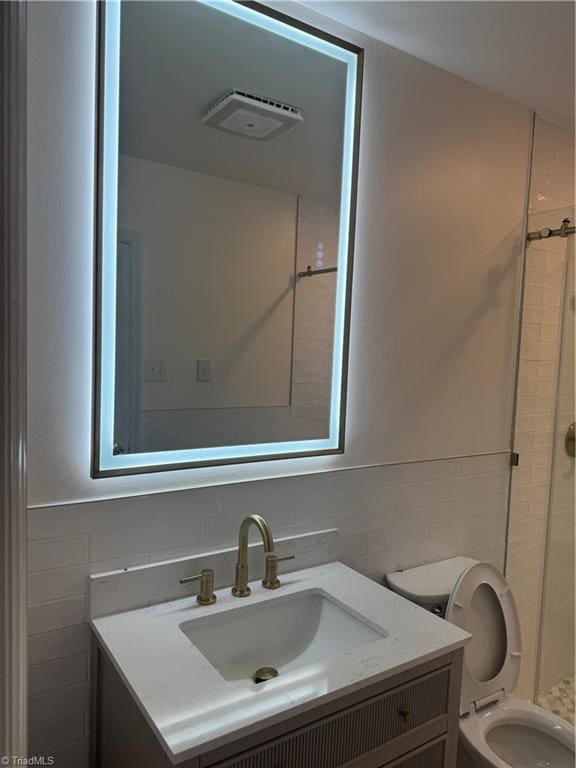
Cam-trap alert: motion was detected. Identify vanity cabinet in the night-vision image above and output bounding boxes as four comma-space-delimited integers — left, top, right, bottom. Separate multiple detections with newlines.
95, 648, 462, 768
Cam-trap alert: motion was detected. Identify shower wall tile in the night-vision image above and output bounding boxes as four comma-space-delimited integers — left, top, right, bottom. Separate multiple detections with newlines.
509, 116, 574, 701
538, 252, 575, 692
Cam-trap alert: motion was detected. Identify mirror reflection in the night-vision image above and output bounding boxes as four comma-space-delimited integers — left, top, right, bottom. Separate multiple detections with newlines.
101, 0, 361, 467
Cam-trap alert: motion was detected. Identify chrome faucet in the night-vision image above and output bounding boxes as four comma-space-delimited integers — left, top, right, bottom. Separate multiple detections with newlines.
231, 514, 274, 597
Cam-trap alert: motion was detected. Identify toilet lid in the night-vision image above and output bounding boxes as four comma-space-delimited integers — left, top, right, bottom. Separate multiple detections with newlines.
445, 562, 522, 716
386, 556, 478, 604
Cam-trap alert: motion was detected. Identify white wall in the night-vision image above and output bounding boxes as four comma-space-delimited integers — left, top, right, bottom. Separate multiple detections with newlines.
137, 195, 338, 451
24, 3, 536, 761
27, 1, 531, 507
118, 155, 297, 412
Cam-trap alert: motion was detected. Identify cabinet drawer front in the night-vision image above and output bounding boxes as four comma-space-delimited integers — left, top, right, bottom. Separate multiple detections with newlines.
384, 738, 445, 768
213, 667, 450, 768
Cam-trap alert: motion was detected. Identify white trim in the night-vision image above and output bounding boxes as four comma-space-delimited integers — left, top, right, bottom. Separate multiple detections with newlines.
0, 0, 28, 757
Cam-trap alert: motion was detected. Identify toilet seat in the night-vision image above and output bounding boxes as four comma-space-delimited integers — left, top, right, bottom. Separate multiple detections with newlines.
445, 561, 521, 716
447, 562, 575, 768
459, 696, 575, 768
387, 557, 574, 767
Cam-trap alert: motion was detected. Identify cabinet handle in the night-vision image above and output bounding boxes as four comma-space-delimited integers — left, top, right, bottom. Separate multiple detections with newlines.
399, 708, 412, 723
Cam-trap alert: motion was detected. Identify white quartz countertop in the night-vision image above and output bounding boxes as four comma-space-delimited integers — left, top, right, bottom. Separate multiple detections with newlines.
91, 561, 469, 765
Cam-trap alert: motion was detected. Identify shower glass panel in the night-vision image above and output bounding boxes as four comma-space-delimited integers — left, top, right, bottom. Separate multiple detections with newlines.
533, 206, 575, 723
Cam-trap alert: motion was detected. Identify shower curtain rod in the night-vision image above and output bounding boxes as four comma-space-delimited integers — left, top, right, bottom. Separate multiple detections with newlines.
526, 218, 575, 242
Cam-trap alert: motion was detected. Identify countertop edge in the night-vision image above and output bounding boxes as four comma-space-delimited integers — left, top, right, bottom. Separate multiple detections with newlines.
91, 619, 469, 765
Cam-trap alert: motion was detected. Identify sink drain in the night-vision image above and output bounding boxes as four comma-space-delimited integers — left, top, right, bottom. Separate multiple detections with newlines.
253, 666, 278, 684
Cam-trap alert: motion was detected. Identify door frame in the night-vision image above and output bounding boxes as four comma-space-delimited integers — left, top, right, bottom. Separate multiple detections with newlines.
0, 0, 28, 757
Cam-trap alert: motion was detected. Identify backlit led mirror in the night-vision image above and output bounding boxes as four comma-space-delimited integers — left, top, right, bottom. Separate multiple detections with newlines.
93, 0, 363, 476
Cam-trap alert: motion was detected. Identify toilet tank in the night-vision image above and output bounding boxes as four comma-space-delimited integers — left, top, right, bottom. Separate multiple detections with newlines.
386, 556, 478, 617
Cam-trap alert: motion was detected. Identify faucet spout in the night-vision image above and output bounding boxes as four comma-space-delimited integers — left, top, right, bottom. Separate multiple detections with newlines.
232, 514, 275, 597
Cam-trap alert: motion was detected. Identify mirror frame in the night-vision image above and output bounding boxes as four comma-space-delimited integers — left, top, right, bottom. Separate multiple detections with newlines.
92, 0, 363, 478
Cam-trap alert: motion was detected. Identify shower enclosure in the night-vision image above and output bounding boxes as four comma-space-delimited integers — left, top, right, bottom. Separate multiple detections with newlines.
535, 212, 574, 721
508, 196, 575, 722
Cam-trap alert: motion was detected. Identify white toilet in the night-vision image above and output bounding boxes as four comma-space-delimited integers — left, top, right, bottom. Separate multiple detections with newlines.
386, 557, 575, 768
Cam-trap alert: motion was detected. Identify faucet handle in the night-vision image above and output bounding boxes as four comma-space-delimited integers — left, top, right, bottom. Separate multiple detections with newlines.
262, 553, 295, 590
276, 554, 296, 563
179, 568, 217, 606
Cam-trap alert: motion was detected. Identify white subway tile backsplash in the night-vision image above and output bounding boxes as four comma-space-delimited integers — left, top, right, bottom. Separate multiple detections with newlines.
338, 535, 368, 559
26, 451, 511, 760
250, 473, 334, 505
370, 481, 434, 508
28, 555, 150, 605
149, 487, 216, 522
29, 712, 85, 754
146, 541, 218, 564
400, 459, 461, 482
460, 543, 506, 570
28, 625, 92, 666
28, 565, 91, 606
28, 497, 148, 540
458, 525, 507, 554
90, 530, 336, 618
397, 498, 461, 523
461, 453, 510, 476
205, 501, 295, 542
29, 682, 90, 726
90, 516, 206, 561
28, 535, 89, 573
366, 523, 429, 554
457, 489, 508, 515
394, 538, 460, 570
346, 537, 463, 579
432, 475, 486, 499
483, 473, 510, 491
293, 495, 336, 522
343, 550, 402, 578
332, 482, 434, 518
29, 654, 88, 697
211, 482, 253, 511
333, 464, 403, 491
430, 510, 498, 540
332, 508, 392, 538
28, 596, 87, 635
44, 739, 89, 768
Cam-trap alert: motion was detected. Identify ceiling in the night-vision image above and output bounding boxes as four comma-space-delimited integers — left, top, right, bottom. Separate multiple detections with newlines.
301, 1, 575, 123
119, 1, 347, 201
119, 1, 574, 200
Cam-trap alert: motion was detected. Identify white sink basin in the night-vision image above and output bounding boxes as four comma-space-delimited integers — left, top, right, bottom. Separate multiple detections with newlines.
180, 589, 388, 682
